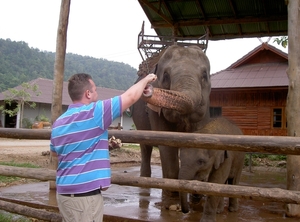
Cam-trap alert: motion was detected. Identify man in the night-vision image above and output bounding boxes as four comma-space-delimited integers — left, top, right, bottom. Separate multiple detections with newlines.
50, 73, 157, 222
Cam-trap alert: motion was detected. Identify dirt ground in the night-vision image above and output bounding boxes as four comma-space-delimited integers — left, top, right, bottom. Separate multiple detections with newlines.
0, 138, 161, 168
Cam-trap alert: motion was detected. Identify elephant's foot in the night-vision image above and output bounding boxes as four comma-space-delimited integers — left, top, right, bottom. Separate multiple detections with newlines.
228, 198, 239, 212
161, 190, 180, 210
216, 197, 224, 214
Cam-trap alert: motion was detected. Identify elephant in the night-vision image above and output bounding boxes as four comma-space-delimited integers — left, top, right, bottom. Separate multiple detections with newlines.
131, 75, 155, 177
131, 45, 212, 204
179, 117, 245, 222
132, 45, 245, 215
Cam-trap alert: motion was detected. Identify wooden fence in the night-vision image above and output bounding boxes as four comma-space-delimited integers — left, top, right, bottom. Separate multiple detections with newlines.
0, 128, 300, 221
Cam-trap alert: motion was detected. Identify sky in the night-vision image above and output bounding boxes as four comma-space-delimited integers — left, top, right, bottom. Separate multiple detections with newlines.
0, 0, 288, 74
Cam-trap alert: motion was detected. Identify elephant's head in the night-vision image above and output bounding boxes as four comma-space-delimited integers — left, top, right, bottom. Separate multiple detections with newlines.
179, 148, 227, 182
142, 45, 211, 132
178, 147, 228, 213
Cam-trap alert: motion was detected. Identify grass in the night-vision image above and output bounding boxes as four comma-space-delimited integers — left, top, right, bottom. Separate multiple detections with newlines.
122, 144, 159, 150
244, 154, 286, 167
0, 211, 33, 222
122, 143, 141, 149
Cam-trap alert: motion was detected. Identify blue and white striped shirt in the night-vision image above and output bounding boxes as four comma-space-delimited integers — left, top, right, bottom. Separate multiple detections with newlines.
50, 96, 121, 194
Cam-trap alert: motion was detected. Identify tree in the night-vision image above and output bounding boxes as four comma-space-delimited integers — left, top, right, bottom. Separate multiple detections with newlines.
273, 36, 288, 48
0, 82, 41, 128
286, 0, 300, 217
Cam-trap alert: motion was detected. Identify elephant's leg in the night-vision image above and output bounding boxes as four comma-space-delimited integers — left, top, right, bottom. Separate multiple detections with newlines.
201, 195, 222, 222
227, 168, 243, 212
159, 145, 179, 179
228, 153, 245, 212
159, 145, 179, 207
216, 197, 224, 214
207, 160, 231, 215
190, 193, 203, 204
140, 144, 153, 177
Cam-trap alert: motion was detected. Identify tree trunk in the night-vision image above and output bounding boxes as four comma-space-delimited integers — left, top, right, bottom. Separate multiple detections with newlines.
19, 101, 24, 128
286, 0, 300, 217
50, 0, 71, 190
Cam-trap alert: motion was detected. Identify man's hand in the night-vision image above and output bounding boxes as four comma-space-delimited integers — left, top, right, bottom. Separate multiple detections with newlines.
145, 73, 157, 84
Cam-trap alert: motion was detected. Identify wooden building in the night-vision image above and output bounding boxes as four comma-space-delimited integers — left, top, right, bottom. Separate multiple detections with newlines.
0, 78, 134, 130
210, 43, 288, 136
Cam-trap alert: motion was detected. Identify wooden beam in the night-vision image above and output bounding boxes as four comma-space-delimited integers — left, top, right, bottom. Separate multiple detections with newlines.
151, 15, 287, 28
138, 0, 174, 26
113, 174, 300, 204
0, 200, 61, 222
1, 128, 300, 155
1, 165, 300, 205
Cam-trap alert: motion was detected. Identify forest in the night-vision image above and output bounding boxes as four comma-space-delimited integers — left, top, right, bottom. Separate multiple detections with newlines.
0, 38, 139, 91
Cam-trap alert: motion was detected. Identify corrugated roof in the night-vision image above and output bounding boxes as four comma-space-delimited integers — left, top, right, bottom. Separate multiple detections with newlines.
138, 0, 287, 41
0, 78, 124, 105
211, 43, 288, 88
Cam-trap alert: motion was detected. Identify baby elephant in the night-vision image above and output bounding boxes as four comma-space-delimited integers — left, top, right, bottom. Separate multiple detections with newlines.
179, 117, 245, 222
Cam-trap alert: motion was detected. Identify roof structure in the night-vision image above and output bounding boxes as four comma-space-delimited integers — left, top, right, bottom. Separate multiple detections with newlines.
211, 43, 288, 89
0, 78, 124, 106
137, 0, 288, 59
138, 0, 287, 41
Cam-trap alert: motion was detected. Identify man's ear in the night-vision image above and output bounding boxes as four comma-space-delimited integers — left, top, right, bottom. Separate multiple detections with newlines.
85, 90, 91, 99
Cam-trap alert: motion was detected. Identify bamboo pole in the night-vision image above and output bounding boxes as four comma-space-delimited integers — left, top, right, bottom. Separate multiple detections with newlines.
286, 0, 300, 217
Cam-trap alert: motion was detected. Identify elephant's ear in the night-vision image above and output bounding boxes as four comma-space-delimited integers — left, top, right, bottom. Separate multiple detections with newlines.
151, 64, 158, 74
214, 150, 228, 170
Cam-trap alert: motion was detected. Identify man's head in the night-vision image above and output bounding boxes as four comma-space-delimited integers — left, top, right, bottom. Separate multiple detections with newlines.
68, 73, 98, 104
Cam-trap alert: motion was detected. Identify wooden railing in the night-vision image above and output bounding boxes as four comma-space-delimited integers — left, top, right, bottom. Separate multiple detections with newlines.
0, 128, 300, 221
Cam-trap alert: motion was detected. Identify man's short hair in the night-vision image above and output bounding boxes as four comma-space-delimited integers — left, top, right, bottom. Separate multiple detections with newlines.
68, 73, 93, 101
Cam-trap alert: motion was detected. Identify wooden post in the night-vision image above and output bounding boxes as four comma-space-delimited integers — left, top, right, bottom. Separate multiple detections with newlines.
286, 0, 300, 217
50, 0, 71, 190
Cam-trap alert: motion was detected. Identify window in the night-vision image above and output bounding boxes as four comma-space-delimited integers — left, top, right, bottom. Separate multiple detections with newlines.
273, 108, 282, 128
210, 107, 222, 118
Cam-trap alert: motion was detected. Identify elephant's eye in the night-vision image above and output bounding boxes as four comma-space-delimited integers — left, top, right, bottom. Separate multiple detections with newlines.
201, 71, 208, 83
197, 159, 206, 166
162, 72, 170, 89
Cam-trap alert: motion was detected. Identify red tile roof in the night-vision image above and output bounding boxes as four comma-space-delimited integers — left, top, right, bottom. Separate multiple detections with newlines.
211, 43, 288, 89
0, 78, 125, 105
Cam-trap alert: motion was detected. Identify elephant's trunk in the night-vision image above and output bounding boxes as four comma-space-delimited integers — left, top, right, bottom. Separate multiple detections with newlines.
180, 192, 190, 213
141, 84, 194, 114
179, 168, 191, 213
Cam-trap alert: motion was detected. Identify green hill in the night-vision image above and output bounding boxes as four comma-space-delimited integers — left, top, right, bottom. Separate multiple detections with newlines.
0, 38, 139, 91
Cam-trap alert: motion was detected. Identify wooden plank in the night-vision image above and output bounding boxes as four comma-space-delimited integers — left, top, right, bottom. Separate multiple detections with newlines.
1, 128, 300, 155
0, 165, 300, 205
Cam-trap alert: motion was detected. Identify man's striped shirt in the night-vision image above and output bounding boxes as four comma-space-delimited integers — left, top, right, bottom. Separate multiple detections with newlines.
50, 96, 121, 194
